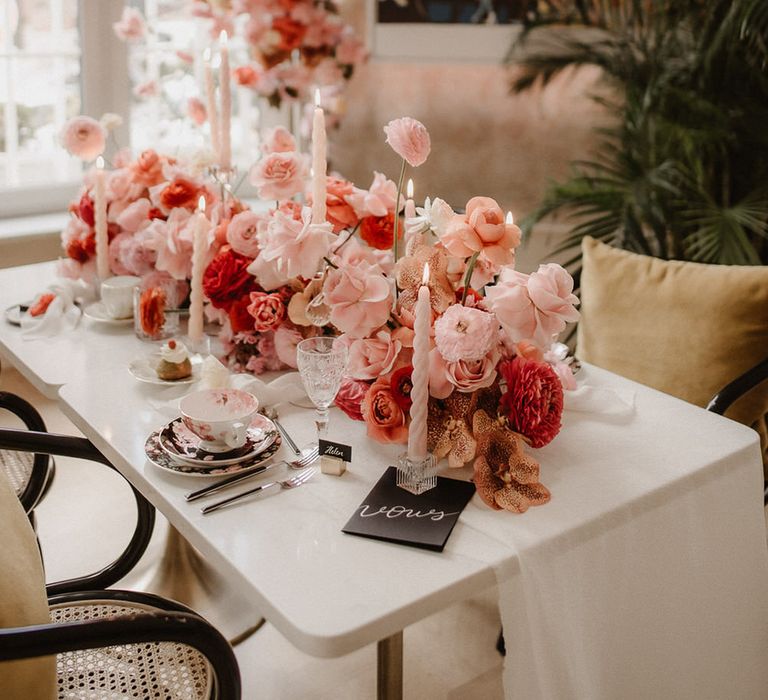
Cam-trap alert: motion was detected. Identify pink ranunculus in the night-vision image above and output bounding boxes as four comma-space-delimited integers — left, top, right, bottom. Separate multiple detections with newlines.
60, 116, 106, 161
116, 198, 152, 233
346, 171, 399, 218
187, 97, 207, 125
249, 151, 306, 200
273, 324, 305, 369
226, 210, 263, 258
260, 126, 296, 154
335, 378, 370, 422
247, 291, 286, 332
256, 206, 333, 282
441, 197, 521, 266
384, 117, 431, 168
429, 345, 500, 399
341, 330, 403, 381
324, 261, 393, 339
113, 7, 146, 42
361, 377, 409, 444
434, 304, 499, 363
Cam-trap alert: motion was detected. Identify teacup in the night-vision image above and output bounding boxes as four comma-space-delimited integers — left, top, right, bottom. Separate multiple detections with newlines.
180, 389, 259, 454
101, 276, 141, 319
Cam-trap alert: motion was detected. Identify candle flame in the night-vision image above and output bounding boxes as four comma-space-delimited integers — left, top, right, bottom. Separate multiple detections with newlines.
406, 178, 414, 199
203, 47, 211, 62
219, 30, 228, 45
505, 211, 514, 225
198, 195, 206, 213
314, 88, 321, 108
422, 263, 430, 285
96, 156, 104, 169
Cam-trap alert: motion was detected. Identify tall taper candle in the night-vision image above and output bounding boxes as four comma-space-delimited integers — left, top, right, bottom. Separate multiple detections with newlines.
203, 48, 220, 163
219, 31, 232, 171
311, 88, 327, 225
94, 156, 109, 281
188, 196, 209, 343
408, 263, 431, 459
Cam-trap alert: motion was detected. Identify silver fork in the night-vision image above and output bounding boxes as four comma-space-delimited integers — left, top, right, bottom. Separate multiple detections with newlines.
201, 467, 318, 515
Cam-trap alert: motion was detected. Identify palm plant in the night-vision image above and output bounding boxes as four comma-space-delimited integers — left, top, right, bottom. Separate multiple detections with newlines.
508, 0, 768, 277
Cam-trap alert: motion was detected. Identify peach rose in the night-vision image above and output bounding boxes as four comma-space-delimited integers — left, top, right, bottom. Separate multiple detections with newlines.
429, 346, 500, 399
60, 116, 106, 161
442, 197, 521, 266
187, 97, 207, 126
113, 7, 145, 42
249, 151, 306, 200
226, 210, 264, 258
323, 176, 358, 233
361, 377, 409, 444
324, 261, 393, 339
341, 330, 403, 381
260, 126, 296, 154
130, 150, 165, 187
383, 117, 431, 168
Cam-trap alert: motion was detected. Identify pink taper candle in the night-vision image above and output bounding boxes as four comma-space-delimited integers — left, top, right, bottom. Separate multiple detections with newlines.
311, 88, 327, 225
94, 156, 109, 281
219, 31, 232, 171
188, 196, 209, 343
408, 263, 431, 460
203, 48, 220, 163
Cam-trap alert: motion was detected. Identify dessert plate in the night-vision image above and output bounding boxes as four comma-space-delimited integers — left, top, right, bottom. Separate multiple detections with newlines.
158, 414, 277, 467
144, 429, 281, 477
83, 301, 133, 325
128, 352, 203, 385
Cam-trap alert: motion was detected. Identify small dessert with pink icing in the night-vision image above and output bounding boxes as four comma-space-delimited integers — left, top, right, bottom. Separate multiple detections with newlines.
156, 339, 192, 381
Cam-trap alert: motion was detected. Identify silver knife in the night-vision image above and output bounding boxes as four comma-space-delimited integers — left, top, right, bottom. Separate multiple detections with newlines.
185, 460, 280, 502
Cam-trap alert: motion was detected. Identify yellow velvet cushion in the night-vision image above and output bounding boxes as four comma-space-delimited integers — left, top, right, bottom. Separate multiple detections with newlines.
577, 237, 768, 473
0, 469, 57, 699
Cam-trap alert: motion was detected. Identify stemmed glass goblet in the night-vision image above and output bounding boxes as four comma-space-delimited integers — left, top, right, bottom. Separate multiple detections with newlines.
296, 337, 349, 443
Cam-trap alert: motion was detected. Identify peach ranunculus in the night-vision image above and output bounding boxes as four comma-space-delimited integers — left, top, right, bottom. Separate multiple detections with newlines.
226, 210, 264, 258
130, 149, 166, 187
323, 260, 394, 339
187, 97, 207, 126
340, 330, 403, 381
113, 7, 146, 42
428, 345, 501, 399
441, 196, 521, 266
249, 151, 306, 200
485, 264, 580, 349
254, 205, 333, 282
60, 116, 106, 161
346, 171, 399, 218
383, 117, 431, 168
361, 377, 409, 444
233, 65, 260, 87
260, 126, 296, 154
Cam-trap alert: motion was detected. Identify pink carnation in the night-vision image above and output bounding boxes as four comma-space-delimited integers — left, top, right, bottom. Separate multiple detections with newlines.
60, 116, 106, 161
113, 7, 146, 42
384, 117, 431, 168
434, 304, 498, 363
249, 151, 306, 200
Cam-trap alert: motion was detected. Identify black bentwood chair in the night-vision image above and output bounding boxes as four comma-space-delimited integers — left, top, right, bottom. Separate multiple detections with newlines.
0, 419, 241, 699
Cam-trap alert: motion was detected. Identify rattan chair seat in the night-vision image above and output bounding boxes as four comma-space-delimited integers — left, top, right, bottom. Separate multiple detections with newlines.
0, 447, 33, 497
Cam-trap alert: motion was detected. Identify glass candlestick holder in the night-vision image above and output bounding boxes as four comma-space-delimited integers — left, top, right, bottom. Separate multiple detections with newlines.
396, 453, 438, 495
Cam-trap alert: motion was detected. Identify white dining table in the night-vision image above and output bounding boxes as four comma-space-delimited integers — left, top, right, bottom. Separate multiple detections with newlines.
2, 261, 768, 699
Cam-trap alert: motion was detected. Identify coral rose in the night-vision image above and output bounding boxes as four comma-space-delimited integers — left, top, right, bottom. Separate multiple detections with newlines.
335, 378, 370, 422
323, 176, 358, 233
360, 213, 397, 250
233, 65, 260, 87
442, 197, 521, 266
324, 261, 393, 339
341, 330, 402, 381
203, 248, 259, 310
60, 116, 106, 161
499, 357, 564, 448
158, 177, 201, 211
226, 210, 264, 258
361, 377, 409, 444
130, 150, 166, 187
383, 117, 431, 168
272, 15, 307, 52
77, 192, 95, 227
138, 287, 166, 338
249, 151, 306, 201
247, 291, 286, 332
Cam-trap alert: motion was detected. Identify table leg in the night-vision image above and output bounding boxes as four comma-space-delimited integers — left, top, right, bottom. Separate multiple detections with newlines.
377, 631, 403, 700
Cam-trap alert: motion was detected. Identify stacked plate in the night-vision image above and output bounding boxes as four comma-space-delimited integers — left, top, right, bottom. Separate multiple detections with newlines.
144, 414, 282, 477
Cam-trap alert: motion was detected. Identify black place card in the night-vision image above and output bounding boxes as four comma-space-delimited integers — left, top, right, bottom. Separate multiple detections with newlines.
319, 438, 352, 462
342, 467, 475, 552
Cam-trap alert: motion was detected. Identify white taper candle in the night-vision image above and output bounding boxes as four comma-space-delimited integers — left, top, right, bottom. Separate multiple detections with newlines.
311, 88, 327, 225
219, 31, 232, 171
94, 156, 109, 281
203, 48, 221, 163
188, 195, 209, 343
408, 263, 431, 460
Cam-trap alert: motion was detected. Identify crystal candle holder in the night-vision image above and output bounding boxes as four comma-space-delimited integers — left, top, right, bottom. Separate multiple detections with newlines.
396, 453, 438, 495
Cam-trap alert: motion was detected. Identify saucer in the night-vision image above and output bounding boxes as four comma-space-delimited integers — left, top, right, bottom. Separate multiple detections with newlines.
83, 301, 133, 325
158, 414, 277, 467
128, 353, 203, 385
144, 429, 281, 477
4, 302, 30, 327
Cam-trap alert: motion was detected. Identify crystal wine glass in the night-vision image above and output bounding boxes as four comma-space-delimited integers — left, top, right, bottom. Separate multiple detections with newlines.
296, 337, 349, 441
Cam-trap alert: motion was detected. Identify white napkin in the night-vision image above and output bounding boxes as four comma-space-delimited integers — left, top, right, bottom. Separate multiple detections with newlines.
563, 383, 636, 417
20, 279, 96, 339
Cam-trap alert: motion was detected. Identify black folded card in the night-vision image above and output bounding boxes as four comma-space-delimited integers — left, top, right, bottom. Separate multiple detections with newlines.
342, 466, 476, 552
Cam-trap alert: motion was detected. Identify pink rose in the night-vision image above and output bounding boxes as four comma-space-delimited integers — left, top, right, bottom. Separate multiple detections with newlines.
384, 117, 431, 168
324, 261, 393, 339
226, 210, 263, 258
274, 324, 305, 369
152, 208, 195, 280
118, 229, 157, 276
60, 116, 106, 161
442, 197, 521, 266
260, 126, 296, 154
187, 97, 207, 126
361, 377, 409, 444
116, 198, 152, 233
249, 151, 306, 200
335, 378, 370, 422
108, 233, 133, 276
113, 7, 146, 42
527, 262, 581, 329
247, 291, 286, 332
429, 346, 500, 399
346, 172, 399, 218
434, 304, 499, 363
341, 330, 403, 381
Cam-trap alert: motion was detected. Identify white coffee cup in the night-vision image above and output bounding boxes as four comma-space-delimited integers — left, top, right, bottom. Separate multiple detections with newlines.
180, 389, 259, 453
101, 276, 141, 319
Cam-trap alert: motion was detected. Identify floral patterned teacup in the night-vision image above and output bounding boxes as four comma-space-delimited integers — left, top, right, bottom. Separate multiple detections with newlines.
179, 389, 259, 454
